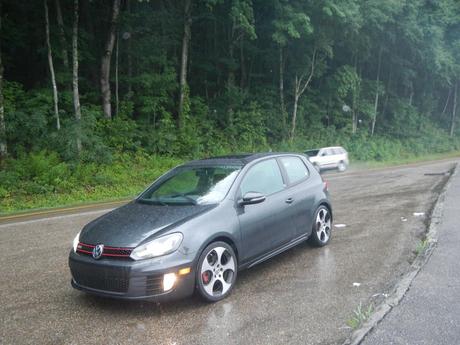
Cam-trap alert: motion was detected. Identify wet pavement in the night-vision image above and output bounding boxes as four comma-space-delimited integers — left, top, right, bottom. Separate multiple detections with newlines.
0, 159, 457, 345
361, 164, 460, 345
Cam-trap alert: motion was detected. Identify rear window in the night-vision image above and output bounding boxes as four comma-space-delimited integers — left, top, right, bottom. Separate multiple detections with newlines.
280, 157, 309, 184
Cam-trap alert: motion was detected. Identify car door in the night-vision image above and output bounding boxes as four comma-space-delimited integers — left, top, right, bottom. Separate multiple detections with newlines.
278, 156, 316, 237
330, 148, 342, 168
236, 158, 295, 263
321, 148, 336, 168
316, 149, 327, 167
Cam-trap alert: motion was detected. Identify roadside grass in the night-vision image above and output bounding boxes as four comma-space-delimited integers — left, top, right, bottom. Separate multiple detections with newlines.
415, 238, 429, 256
350, 150, 460, 170
1, 150, 459, 216
346, 302, 374, 330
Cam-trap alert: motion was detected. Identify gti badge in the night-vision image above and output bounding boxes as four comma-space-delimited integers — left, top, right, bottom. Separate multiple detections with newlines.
92, 244, 104, 260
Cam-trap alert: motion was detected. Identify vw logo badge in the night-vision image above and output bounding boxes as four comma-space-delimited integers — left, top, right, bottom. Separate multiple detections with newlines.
92, 244, 104, 260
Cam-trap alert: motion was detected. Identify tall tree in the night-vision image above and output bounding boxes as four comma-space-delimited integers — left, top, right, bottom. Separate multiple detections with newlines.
0, 1, 6, 164
178, 0, 192, 127
227, 0, 256, 87
289, 48, 317, 141
100, 0, 121, 119
72, 0, 82, 153
44, 0, 60, 130
54, 0, 69, 68
451, 81, 457, 137
371, 46, 383, 136
272, 1, 312, 136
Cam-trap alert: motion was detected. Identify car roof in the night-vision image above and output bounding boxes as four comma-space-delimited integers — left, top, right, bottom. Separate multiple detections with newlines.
184, 152, 301, 166
306, 146, 345, 151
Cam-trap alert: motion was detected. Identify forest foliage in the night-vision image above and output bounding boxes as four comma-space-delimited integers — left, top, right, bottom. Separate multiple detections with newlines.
1, 0, 460, 211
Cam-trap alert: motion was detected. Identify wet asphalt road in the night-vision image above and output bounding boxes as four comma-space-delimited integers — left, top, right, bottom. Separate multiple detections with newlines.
0, 159, 457, 345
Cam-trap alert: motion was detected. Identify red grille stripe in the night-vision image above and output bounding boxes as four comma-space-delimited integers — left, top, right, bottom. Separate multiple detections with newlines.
78, 242, 133, 250
102, 253, 129, 258
76, 249, 92, 255
77, 242, 133, 259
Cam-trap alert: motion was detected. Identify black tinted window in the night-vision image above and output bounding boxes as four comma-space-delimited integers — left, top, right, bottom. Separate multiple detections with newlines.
240, 159, 284, 196
280, 157, 309, 183
305, 149, 319, 157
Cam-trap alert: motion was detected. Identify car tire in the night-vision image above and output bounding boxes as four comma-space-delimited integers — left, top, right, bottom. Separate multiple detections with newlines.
196, 241, 238, 302
337, 161, 347, 172
308, 205, 332, 247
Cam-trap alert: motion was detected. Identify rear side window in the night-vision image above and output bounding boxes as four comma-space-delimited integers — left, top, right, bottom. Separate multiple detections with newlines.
240, 159, 285, 196
333, 147, 343, 154
280, 157, 309, 184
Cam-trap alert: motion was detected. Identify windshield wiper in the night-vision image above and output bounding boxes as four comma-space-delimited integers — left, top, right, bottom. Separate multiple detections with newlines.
137, 198, 168, 206
169, 193, 198, 205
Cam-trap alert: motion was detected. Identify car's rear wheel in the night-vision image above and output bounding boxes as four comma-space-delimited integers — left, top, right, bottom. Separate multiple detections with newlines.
337, 161, 347, 172
308, 206, 332, 247
196, 241, 237, 302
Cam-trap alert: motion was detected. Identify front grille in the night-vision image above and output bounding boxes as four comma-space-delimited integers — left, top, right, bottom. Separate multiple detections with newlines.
70, 260, 130, 293
146, 274, 164, 295
76, 242, 133, 259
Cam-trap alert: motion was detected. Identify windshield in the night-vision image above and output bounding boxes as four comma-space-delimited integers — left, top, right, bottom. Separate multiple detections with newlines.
305, 149, 319, 157
138, 165, 242, 205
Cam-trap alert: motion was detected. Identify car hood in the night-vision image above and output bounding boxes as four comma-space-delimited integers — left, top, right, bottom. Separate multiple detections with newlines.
79, 201, 215, 248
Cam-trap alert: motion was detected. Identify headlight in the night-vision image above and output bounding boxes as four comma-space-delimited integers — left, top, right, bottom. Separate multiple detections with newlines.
73, 231, 81, 253
130, 233, 183, 260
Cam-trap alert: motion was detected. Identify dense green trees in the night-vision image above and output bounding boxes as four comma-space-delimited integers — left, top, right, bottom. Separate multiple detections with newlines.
1, 0, 460, 210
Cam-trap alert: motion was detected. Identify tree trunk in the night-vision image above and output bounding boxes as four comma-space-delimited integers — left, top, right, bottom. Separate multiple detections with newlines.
289, 48, 317, 141
115, 31, 119, 117
441, 87, 452, 118
371, 46, 382, 136
382, 64, 393, 119
100, 0, 121, 119
351, 55, 359, 134
126, 0, 133, 99
450, 81, 457, 137
290, 86, 299, 142
44, 0, 61, 130
279, 45, 286, 133
72, 0, 82, 153
227, 19, 236, 88
178, 0, 191, 127
240, 41, 246, 89
55, 0, 69, 68
0, 2, 6, 164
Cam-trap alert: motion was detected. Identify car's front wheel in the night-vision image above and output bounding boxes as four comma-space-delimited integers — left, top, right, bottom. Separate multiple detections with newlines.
308, 206, 332, 247
337, 161, 347, 172
196, 241, 237, 302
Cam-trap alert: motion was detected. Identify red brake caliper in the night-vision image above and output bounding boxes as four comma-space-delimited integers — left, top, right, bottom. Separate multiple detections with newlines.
202, 271, 210, 284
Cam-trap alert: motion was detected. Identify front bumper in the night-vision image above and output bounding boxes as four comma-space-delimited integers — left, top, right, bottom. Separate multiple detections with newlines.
68, 250, 197, 302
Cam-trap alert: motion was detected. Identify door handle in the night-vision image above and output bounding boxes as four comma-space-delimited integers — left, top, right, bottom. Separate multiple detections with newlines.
285, 198, 294, 204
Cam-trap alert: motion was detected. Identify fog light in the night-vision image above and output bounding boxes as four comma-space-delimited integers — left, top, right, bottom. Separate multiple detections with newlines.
163, 273, 177, 291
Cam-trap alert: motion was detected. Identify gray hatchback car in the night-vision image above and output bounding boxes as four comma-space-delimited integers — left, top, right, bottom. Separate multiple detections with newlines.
69, 153, 333, 302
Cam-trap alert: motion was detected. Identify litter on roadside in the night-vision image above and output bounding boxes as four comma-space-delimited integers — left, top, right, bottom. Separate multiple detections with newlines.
401, 217, 407, 222
413, 212, 425, 217
334, 224, 347, 228
353, 282, 361, 287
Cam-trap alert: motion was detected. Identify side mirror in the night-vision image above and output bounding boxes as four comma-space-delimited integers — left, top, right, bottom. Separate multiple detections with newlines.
238, 191, 266, 206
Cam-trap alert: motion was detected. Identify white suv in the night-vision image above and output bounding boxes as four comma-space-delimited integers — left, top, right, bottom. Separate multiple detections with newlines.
304, 146, 349, 172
